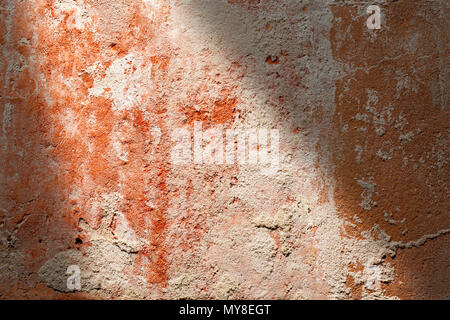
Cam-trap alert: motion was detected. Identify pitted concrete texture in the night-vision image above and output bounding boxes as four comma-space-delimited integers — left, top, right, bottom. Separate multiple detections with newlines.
0, 0, 448, 299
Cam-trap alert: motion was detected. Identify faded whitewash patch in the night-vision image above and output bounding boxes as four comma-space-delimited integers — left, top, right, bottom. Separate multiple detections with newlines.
89, 54, 152, 112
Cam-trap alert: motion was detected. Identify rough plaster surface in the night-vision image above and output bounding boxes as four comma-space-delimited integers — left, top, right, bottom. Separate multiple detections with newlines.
0, 0, 448, 299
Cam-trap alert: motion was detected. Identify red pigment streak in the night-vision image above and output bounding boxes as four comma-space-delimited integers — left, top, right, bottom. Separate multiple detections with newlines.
211, 96, 238, 124
181, 92, 238, 126
133, 108, 150, 132
150, 56, 170, 71
121, 130, 170, 287
146, 167, 170, 285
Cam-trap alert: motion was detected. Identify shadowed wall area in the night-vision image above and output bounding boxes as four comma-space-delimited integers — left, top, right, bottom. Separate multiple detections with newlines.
0, 0, 448, 299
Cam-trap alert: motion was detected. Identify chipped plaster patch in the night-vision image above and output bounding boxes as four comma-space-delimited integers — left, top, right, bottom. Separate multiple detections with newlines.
2, 103, 13, 137
357, 177, 377, 211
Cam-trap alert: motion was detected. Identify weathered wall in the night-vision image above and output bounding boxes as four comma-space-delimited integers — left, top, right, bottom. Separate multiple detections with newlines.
0, 0, 448, 299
